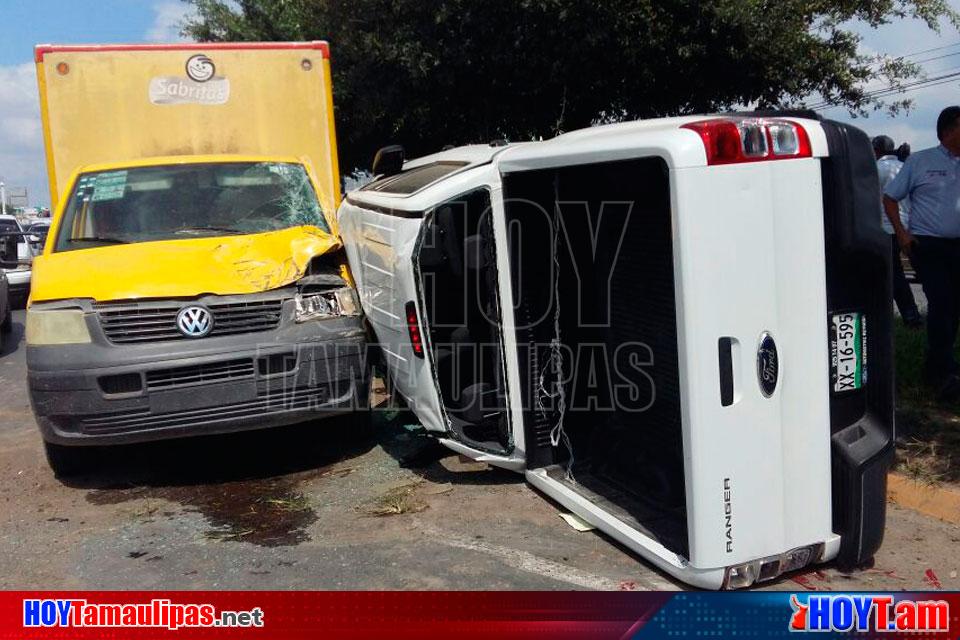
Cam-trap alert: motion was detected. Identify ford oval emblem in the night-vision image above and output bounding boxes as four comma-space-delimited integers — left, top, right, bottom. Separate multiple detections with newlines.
757, 332, 778, 397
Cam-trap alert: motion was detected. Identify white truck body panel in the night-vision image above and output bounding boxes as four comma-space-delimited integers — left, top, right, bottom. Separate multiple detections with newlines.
339, 114, 892, 589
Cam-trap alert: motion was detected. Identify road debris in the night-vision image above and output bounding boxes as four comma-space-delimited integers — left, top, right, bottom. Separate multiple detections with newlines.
363, 482, 427, 517
924, 568, 943, 589
559, 513, 595, 532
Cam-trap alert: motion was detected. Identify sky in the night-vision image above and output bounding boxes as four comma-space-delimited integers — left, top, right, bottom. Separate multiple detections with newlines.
0, 0, 958, 208
0, 0, 189, 207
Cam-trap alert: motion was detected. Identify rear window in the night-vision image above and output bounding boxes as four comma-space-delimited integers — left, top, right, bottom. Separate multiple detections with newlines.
363, 162, 468, 195
0, 219, 24, 246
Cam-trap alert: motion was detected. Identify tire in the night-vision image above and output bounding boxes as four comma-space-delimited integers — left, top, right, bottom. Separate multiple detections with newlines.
1, 307, 11, 334
43, 441, 91, 478
340, 407, 373, 440
337, 372, 373, 440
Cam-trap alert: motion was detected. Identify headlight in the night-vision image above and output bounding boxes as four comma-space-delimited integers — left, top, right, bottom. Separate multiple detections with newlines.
294, 287, 361, 323
26, 308, 92, 345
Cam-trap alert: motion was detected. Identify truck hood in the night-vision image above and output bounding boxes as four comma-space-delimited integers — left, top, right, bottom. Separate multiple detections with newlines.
30, 226, 341, 303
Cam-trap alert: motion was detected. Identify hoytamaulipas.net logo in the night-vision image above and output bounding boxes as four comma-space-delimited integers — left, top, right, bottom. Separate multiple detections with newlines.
789, 594, 949, 633
23, 598, 264, 630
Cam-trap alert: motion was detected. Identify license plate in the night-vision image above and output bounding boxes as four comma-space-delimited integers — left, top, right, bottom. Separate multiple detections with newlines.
830, 312, 866, 393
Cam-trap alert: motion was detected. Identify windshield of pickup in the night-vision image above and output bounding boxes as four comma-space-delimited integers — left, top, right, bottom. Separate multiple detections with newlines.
54, 162, 328, 252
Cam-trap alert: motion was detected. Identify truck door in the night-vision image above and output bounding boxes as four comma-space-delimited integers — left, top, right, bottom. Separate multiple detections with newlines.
338, 197, 448, 433
338, 167, 524, 470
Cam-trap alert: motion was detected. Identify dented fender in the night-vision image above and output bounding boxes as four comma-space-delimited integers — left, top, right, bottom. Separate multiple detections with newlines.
30, 225, 342, 303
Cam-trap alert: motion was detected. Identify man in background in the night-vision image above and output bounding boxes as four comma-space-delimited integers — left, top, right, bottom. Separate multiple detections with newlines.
883, 106, 960, 400
874, 134, 922, 329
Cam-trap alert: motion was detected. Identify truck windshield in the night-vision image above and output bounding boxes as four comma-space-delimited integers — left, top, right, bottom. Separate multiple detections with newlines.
53, 162, 329, 252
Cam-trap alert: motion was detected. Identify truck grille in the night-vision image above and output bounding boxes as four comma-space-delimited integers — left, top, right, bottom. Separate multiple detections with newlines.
145, 358, 256, 391
77, 385, 333, 435
96, 299, 284, 344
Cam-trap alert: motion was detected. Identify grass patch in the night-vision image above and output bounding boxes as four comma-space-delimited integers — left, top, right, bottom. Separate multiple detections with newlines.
362, 481, 427, 517
263, 495, 312, 512
893, 319, 960, 484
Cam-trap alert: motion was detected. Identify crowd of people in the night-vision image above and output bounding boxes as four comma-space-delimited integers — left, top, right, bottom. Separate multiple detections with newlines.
879, 105, 960, 401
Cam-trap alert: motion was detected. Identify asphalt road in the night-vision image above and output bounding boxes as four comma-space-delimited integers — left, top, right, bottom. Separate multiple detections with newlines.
1, 308, 958, 591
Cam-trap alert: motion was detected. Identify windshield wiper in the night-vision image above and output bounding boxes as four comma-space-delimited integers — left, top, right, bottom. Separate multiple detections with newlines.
174, 226, 245, 235
68, 236, 128, 244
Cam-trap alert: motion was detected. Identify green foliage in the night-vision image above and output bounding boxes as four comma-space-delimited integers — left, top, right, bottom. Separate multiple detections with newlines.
183, 0, 959, 171
892, 318, 960, 484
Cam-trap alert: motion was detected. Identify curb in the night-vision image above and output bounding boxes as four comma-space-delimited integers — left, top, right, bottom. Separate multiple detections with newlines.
888, 472, 960, 525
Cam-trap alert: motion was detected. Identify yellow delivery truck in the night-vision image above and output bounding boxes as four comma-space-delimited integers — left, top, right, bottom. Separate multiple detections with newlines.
29, 42, 367, 475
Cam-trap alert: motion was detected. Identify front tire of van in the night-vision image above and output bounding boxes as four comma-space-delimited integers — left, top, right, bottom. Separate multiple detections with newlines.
348, 371, 374, 441
43, 441, 90, 478
337, 408, 373, 441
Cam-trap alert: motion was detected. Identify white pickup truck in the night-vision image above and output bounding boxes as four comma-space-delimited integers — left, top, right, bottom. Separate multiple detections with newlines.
338, 113, 893, 589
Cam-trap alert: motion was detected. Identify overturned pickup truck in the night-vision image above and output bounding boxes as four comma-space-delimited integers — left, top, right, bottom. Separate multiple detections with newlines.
339, 113, 894, 589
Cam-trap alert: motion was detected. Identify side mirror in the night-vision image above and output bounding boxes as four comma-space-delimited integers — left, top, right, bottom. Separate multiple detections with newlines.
372, 145, 405, 178
0, 234, 19, 270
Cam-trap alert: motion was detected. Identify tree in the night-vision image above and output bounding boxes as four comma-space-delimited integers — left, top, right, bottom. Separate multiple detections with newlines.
183, 0, 959, 172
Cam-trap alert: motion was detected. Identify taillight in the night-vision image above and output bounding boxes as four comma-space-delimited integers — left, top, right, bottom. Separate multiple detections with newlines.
405, 300, 424, 358
682, 118, 812, 165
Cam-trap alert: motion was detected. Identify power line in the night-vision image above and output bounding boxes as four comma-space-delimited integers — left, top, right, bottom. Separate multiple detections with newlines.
899, 41, 960, 58
811, 71, 960, 109
796, 42, 960, 111
904, 50, 960, 66
851, 45, 960, 95
808, 54, 960, 109
863, 74, 960, 99
869, 41, 960, 67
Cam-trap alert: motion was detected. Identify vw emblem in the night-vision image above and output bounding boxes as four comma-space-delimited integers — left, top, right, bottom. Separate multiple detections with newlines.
176, 306, 213, 338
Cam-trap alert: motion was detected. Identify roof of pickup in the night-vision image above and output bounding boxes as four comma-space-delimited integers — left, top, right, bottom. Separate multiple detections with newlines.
350, 114, 829, 207
358, 118, 711, 200
402, 143, 517, 170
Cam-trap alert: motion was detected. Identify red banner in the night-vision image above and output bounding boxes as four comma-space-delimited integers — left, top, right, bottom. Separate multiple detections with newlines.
4, 591, 960, 639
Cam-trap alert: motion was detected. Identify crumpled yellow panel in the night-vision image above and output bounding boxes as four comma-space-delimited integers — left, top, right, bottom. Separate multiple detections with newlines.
30, 226, 341, 303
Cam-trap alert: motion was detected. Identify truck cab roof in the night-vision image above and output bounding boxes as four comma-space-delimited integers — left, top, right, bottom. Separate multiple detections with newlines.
348, 115, 830, 213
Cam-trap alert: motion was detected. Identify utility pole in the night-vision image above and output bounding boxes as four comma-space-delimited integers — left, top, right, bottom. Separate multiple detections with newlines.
0, 182, 6, 216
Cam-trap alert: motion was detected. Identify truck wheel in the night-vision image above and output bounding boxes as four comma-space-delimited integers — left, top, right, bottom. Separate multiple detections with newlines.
337, 375, 373, 441
342, 408, 373, 441
43, 441, 90, 478
1, 308, 11, 333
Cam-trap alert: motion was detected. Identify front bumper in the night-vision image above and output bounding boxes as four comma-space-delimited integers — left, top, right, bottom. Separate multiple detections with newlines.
27, 298, 368, 446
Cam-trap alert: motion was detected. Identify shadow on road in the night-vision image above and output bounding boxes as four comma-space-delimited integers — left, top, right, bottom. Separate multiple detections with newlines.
38, 374, 518, 546
65, 417, 379, 491
0, 311, 24, 358
64, 417, 379, 547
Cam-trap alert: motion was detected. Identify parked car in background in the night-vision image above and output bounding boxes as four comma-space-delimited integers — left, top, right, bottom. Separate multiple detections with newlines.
25, 220, 51, 253
0, 214, 34, 303
0, 234, 18, 350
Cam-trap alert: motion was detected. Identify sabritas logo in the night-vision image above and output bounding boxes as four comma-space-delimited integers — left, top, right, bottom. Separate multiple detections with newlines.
789, 594, 949, 633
